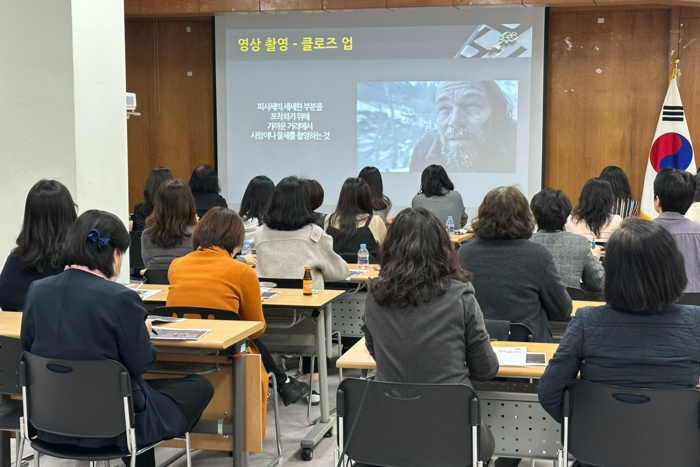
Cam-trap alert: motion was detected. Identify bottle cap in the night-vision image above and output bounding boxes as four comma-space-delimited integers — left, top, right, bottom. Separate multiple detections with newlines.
447, 216, 453, 219
360, 244, 366, 248
304, 265, 311, 270
244, 240, 250, 245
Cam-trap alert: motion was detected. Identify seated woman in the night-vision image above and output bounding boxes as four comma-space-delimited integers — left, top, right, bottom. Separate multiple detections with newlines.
0, 180, 77, 311
599, 166, 639, 218
411, 164, 469, 228
21, 210, 213, 467
324, 177, 387, 263
358, 166, 392, 222
565, 178, 623, 243
538, 219, 700, 467
530, 188, 604, 292
302, 179, 327, 227
132, 167, 173, 232
141, 179, 197, 271
239, 175, 275, 245
189, 164, 228, 218
362, 207, 497, 464
167, 207, 309, 407
255, 176, 349, 290
459, 186, 572, 343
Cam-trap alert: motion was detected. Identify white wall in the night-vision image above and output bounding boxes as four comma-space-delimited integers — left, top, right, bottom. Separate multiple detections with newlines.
0, 0, 129, 275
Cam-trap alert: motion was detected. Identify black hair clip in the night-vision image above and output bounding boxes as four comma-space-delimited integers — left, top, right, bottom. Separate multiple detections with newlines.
87, 229, 110, 251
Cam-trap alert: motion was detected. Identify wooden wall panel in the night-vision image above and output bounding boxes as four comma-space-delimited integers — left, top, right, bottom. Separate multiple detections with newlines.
678, 15, 700, 152
124, 0, 141, 14
545, 9, 670, 204
125, 19, 215, 211
139, 0, 199, 14
199, 0, 260, 12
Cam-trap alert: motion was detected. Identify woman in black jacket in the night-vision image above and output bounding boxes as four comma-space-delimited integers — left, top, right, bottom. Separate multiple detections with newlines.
538, 218, 700, 467
21, 210, 213, 467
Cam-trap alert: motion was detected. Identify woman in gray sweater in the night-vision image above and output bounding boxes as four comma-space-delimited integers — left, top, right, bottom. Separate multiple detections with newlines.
411, 164, 469, 227
362, 207, 498, 463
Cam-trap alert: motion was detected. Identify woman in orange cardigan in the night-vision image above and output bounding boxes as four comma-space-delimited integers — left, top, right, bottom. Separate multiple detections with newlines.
167, 207, 309, 418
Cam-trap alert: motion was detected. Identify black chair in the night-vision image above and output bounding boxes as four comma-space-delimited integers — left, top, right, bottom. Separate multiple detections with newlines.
144, 269, 169, 285
336, 378, 486, 467
0, 336, 24, 467
566, 287, 588, 301
19, 352, 192, 467
152, 305, 240, 321
508, 323, 534, 342
484, 319, 511, 342
677, 293, 700, 305
129, 231, 145, 279
559, 380, 700, 467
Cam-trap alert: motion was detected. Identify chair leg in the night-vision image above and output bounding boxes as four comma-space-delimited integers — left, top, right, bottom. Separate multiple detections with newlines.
14, 430, 25, 467
307, 355, 317, 426
267, 372, 283, 467
32, 450, 39, 467
185, 432, 192, 467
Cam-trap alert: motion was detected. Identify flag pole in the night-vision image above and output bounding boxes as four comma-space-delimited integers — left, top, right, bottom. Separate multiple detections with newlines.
669, 57, 681, 85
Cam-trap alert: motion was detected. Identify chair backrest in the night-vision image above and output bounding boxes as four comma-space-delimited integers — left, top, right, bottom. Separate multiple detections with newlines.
152, 306, 240, 321
129, 231, 145, 270
509, 323, 534, 342
566, 287, 587, 301
564, 380, 700, 467
144, 269, 169, 285
484, 319, 511, 342
677, 293, 700, 306
20, 352, 132, 439
0, 336, 22, 396
257, 278, 303, 289
337, 378, 479, 467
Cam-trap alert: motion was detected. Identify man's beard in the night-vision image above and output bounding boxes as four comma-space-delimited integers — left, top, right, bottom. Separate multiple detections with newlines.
439, 127, 484, 171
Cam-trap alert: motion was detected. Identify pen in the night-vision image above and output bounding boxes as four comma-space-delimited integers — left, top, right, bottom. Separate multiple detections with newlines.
152, 328, 158, 335
135, 280, 145, 290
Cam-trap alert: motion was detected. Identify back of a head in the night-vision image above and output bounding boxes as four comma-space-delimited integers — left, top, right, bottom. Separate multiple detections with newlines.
530, 188, 572, 232
135, 167, 174, 217
358, 166, 388, 211
16, 180, 77, 272
420, 164, 454, 198
189, 164, 221, 194
240, 176, 275, 223
302, 179, 325, 211
262, 176, 316, 231
333, 178, 374, 243
599, 166, 633, 200
473, 186, 534, 240
371, 207, 471, 308
63, 210, 130, 279
605, 218, 686, 311
146, 179, 198, 248
192, 207, 244, 255
572, 178, 614, 237
654, 167, 696, 214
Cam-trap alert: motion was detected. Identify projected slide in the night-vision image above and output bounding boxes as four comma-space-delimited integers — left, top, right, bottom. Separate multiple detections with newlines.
357, 80, 518, 173
216, 8, 545, 214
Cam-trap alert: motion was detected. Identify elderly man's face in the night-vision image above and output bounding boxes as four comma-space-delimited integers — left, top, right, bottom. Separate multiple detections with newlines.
435, 82, 492, 157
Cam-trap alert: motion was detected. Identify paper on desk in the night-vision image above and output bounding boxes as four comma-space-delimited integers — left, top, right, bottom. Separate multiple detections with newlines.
126, 287, 163, 301
494, 346, 527, 367
346, 269, 367, 280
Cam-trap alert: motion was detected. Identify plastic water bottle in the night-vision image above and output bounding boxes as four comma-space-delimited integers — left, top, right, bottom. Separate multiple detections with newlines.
358, 244, 370, 270
446, 216, 455, 234
241, 240, 252, 256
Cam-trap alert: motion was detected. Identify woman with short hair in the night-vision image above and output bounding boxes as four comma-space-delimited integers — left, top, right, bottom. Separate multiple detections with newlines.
188, 164, 227, 218
239, 175, 275, 244
599, 166, 639, 218
411, 164, 468, 227
0, 180, 77, 311
167, 207, 309, 409
324, 177, 387, 262
132, 167, 173, 231
459, 186, 572, 343
21, 210, 214, 467
358, 166, 392, 222
530, 188, 604, 292
302, 179, 327, 227
538, 218, 700, 467
141, 179, 197, 271
565, 178, 623, 243
362, 207, 497, 464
